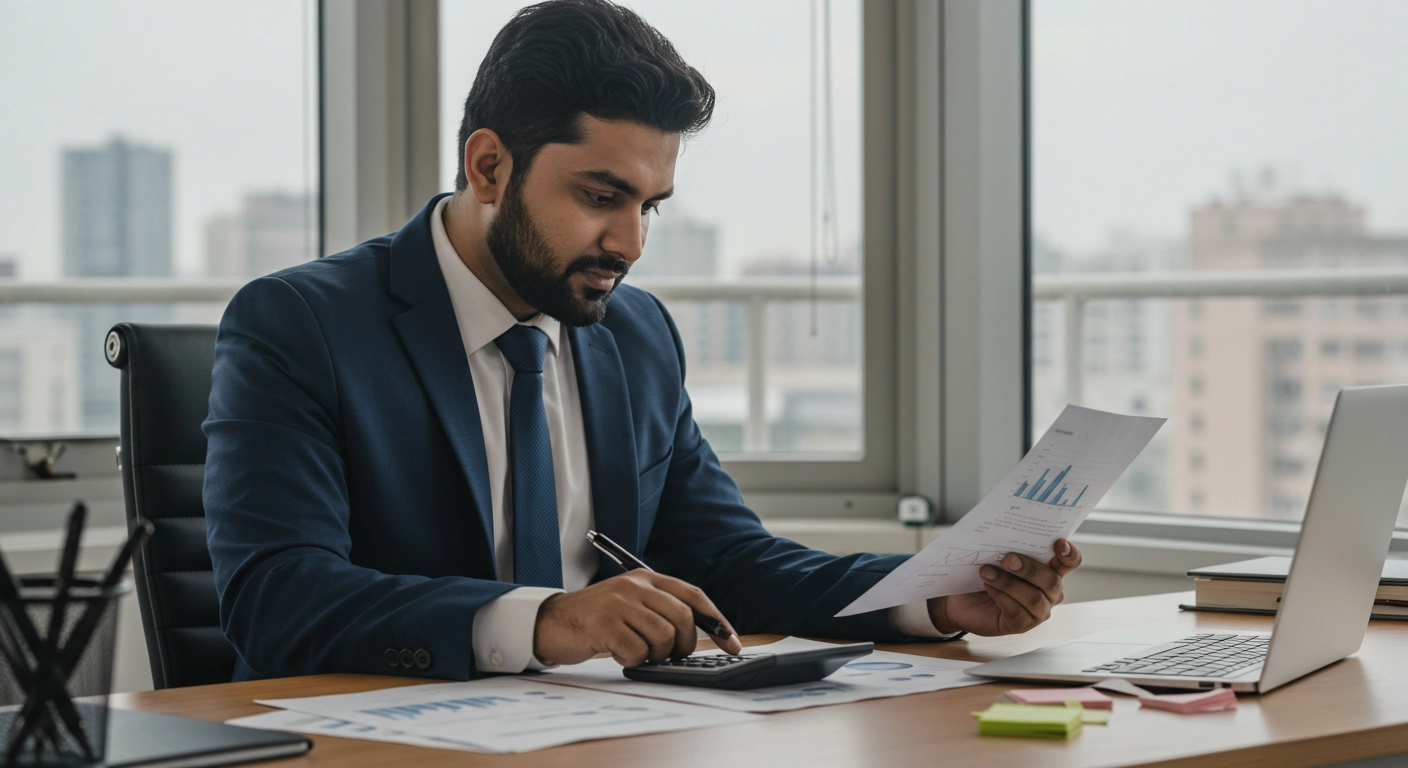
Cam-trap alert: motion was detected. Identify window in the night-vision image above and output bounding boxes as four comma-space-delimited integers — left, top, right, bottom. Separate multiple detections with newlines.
1272, 378, 1302, 403
1268, 339, 1302, 363
1189, 452, 1205, 473
1031, 0, 1408, 524
1354, 340, 1386, 362
440, 1, 867, 459
0, 2, 319, 435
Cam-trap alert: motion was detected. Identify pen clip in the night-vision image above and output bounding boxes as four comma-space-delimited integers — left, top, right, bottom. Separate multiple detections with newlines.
586, 530, 625, 567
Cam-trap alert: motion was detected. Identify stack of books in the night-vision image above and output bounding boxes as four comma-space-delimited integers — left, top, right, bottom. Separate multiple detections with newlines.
1182, 556, 1408, 620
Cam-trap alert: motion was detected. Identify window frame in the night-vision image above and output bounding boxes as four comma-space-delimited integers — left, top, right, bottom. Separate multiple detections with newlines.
11, 0, 1344, 554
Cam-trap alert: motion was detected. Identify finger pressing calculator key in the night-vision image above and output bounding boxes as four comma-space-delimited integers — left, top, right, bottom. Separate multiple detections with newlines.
623, 643, 874, 690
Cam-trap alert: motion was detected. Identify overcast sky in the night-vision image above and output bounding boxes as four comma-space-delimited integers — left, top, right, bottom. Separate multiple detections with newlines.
0, 1, 313, 279
1033, 0, 1408, 255
2, 1, 1404, 279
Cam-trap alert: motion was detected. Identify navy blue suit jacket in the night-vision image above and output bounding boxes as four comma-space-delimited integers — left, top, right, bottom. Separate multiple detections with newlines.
204, 194, 914, 681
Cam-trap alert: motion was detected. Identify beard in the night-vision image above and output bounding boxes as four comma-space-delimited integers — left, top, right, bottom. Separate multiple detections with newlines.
485, 177, 629, 327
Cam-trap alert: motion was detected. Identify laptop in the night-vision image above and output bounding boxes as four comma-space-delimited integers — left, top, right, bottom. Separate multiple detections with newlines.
968, 384, 1408, 694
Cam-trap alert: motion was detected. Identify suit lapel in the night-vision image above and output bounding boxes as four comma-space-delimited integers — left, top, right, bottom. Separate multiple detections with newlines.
388, 194, 496, 576
569, 324, 640, 576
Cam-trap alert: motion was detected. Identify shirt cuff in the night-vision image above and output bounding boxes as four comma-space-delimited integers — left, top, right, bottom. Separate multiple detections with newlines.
472, 586, 564, 673
888, 600, 965, 639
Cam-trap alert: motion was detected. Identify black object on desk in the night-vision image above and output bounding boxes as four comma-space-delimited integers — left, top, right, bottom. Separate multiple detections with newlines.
624, 642, 875, 690
104, 708, 310, 768
0, 501, 153, 766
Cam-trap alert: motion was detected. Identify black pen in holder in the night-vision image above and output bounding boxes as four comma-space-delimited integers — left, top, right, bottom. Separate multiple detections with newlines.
0, 502, 150, 767
0, 576, 130, 766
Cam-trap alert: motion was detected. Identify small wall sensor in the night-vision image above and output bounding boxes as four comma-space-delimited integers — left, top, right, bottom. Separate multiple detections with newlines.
896, 494, 933, 527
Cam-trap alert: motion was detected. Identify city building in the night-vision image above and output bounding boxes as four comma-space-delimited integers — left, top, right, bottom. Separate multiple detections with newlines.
62, 137, 173, 278
0, 309, 81, 435
1169, 188, 1408, 519
204, 191, 315, 278
61, 136, 174, 430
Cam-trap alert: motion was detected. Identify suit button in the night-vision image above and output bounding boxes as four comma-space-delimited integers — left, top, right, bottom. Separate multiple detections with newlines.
385, 648, 400, 667
414, 649, 432, 669
400, 649, 415, 668
490, 650, 504, 668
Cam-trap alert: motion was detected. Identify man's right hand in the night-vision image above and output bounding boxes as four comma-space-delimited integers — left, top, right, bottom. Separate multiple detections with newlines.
532, 570, 742, 667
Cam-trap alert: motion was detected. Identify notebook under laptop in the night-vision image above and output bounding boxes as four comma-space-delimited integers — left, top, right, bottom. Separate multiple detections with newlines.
967, 384, 1408, 694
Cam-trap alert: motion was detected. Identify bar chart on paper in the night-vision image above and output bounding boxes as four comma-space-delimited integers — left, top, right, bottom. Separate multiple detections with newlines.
836, 405, 1165, 616
1013, 465, 1088, 508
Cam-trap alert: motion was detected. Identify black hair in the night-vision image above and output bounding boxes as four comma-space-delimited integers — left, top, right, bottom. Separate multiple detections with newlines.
455, 0, 715, 191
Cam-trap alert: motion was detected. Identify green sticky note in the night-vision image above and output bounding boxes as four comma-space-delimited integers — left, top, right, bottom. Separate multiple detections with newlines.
1067, 702, 1109, 725
972, 703, 1084, 739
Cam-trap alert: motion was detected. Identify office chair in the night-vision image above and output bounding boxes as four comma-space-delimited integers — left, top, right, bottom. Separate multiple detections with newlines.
106, 323, 236, 689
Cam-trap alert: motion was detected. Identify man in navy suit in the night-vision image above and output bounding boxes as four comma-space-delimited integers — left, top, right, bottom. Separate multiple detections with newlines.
204, 0, 1082, 682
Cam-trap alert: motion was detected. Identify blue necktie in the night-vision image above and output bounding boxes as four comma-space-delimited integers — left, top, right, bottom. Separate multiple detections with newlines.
495, 325, 563, 589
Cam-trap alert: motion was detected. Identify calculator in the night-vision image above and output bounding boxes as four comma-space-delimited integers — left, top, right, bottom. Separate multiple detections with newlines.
622, 642, 875, 690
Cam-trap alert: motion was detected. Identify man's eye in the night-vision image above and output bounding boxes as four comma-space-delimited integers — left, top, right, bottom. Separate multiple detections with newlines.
643, 203, 661, 216
586, 191, 614, 206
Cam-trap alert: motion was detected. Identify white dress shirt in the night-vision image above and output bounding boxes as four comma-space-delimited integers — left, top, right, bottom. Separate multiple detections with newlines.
429, 197, 951, 675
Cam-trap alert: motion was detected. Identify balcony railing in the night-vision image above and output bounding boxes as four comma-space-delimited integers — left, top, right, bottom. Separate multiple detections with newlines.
1032, 267, 1408, 406
0, 275, 862, 453
10, 266, 1408, 451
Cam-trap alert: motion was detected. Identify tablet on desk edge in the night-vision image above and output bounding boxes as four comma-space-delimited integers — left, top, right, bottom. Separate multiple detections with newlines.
105, 708, 310, 768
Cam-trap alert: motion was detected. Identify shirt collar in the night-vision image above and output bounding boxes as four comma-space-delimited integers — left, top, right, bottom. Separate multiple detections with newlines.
430, 195, 561, 358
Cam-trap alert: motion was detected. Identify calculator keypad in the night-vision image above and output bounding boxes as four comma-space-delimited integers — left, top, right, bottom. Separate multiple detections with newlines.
649, 654, 759, 671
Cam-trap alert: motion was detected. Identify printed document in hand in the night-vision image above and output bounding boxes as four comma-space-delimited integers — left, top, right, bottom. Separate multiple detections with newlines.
255, 677, 760, 754
542, 637, 985, 713
838, 405, 1164, 616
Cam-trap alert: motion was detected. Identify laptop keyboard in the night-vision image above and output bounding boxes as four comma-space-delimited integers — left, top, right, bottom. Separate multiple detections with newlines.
1082, 633, 1269, 678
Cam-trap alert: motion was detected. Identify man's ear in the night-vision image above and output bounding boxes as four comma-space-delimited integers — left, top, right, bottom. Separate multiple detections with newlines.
464, 128, 514, 205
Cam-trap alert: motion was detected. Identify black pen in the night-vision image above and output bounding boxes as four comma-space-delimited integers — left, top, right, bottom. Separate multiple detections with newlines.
586, 530, 733, 639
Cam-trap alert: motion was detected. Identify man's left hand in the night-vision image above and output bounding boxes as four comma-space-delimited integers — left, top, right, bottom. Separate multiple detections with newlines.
926, 538, 1083, 636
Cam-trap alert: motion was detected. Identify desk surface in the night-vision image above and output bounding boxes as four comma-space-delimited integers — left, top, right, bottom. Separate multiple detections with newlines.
110, 592, 1408, 768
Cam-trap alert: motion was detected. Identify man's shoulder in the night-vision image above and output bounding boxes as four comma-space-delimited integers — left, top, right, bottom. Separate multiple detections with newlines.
602, 282, 668, 328
236, 236, 393, 310
265, 236, 390, 288
600, 283, 677, 348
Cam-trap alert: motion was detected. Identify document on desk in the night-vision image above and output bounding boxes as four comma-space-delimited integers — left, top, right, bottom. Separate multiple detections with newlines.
542, 637, 985, 713
227, 709, 487, 752
838, 405, 1164, 616
255, 678, 760, 753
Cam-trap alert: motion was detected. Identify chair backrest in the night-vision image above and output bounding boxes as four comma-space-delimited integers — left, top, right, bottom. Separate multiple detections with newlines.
106, 323, 235, 688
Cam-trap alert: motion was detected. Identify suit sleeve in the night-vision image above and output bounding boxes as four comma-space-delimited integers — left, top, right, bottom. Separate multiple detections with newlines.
639, 297, 915, 642
204, 276, 515, 680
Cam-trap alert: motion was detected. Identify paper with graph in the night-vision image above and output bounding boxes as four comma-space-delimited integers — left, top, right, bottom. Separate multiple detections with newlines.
542, 637, 984, 712
837, 405, 1164, 616
256, 678, 759, 753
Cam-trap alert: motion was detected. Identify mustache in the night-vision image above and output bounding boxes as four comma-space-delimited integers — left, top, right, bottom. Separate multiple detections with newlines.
566, 255, 630, 278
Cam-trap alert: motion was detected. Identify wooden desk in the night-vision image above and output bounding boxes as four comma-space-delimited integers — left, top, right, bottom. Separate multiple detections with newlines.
110, 592, 1408, 767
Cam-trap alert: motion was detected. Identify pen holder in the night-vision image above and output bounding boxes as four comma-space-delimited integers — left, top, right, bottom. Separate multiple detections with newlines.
0, 577, 128, 767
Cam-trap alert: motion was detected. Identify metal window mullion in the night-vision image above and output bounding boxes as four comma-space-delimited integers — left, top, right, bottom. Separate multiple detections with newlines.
745, 297, 770, 452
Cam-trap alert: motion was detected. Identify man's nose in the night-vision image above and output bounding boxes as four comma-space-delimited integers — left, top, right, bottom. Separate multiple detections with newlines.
600, 210, 646, 264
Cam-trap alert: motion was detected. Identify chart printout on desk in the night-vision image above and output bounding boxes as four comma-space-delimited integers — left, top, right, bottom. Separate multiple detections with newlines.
837, 405, 1164, 616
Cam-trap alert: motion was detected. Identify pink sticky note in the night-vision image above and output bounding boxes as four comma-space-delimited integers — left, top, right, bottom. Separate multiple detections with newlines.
1138, 688, 1238, 714
1007, 687, 1115, 710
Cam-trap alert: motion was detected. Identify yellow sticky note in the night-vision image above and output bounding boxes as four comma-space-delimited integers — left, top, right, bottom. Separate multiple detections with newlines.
973, 703, 1084, 739
1068, 701, 1110, 725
